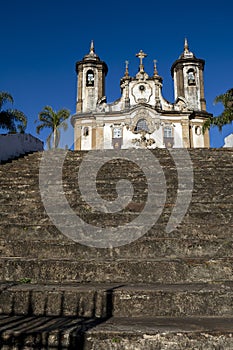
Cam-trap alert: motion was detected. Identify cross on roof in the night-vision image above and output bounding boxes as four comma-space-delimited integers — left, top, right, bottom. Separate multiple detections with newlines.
136, 50, 147, 66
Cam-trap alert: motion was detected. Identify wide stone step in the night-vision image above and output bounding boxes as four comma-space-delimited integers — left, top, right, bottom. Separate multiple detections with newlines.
0, 282, 114, 318
0, 257, 233, 284
1, 236, 233, 260
0, 314, 99, 349
1, 315, 233, 349
112, 282, 233, 317
1, 220, 233, 242
82, 316, 233, 350
0, 282, 233, 318
0, 206, 233, 228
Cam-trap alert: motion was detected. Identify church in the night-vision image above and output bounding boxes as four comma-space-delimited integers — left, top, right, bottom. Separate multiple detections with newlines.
71, 40, 211, 150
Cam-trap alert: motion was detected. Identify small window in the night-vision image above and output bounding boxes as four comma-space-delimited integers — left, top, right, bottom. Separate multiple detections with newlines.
187, 69, 195, 85
135, 119, 149, 132
164, 126, 172, 138
86, 70, 94, 87
163, 125, 174, 148
113, 127, 122, 138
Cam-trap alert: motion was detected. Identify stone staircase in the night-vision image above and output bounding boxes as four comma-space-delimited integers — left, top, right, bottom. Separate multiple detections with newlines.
0, 148, 233, 349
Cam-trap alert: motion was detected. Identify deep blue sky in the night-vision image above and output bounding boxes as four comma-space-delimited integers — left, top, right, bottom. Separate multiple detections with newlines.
1, 0, 233, 147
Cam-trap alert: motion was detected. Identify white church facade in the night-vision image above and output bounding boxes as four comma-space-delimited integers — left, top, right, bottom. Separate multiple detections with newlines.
71, 40, 211, 150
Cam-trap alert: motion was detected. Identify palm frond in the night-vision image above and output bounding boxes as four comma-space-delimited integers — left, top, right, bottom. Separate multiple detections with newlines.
0, 92, 14, 111
0, 111, 16, 131
203, 88, 233, 132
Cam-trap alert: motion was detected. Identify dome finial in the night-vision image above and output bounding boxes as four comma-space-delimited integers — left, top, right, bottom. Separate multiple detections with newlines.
90, 40, 95, 54
124, 60, 129, 77
184, 38, 189, 52
179, 38, 194, 59
153, 59, 158, 76
83, 40, 99, 61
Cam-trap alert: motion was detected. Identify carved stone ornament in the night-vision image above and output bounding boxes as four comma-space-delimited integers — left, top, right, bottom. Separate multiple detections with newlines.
131, 82, 152, 104
132, 130, 156, 148
130, 109, 155, 134
96, 96, 108, 112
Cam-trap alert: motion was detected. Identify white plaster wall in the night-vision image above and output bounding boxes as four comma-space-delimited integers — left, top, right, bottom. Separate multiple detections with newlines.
191, 125, 204, 148
0, 133, 44, 162
122, 127, 136, 149
103, 124, 114, 149
81, 127, 92, 150
223, 133, 233, 147
173, 124, 183, 147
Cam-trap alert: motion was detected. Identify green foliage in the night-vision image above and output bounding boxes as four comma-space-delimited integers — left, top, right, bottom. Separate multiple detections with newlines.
36, 106, 70, 149
0, 91, 27, 133
18, 277, 32, 284
203, 88, 233, 133
111, 338, 121, 343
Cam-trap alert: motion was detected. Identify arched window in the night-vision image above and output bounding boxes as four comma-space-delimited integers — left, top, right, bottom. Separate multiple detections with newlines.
86, 70, 94, 87
187, 69, 195, 85
135, 119, 149, 132
83, 127, 89, 137
195, 126, 201, 135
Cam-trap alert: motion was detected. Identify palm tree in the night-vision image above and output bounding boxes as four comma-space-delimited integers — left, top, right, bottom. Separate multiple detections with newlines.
203, 88, 233, 133
0, 91, 27, 133
36, 106, 70, 149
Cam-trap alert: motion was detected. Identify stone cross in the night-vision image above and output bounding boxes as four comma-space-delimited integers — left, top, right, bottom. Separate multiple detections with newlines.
136, 50, 147, 67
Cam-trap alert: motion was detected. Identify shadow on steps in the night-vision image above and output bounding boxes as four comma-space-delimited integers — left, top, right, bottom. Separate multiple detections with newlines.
0, 285, 124, 349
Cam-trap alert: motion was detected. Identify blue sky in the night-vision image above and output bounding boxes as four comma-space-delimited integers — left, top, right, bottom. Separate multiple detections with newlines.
1, 0, 233, 148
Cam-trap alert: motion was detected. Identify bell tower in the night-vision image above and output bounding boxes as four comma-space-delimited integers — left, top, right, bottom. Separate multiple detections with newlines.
171, 39, 206, 111
75, 41, 108, 113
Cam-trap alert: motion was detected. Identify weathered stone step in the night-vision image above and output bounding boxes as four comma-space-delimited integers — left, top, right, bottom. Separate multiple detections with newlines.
1, 159, 233, 171
1, 314, 233, 349
0, 205, 232, 228
1, 257, 233, 284
1, 236, 233, 260
0, 149, 233, 171
82, 316, 233, 350
112, 282, 233, 317
0, 314, 99, 349
0, 282, 115, 318
0, 282, 233, 318
1, 220, 233, 242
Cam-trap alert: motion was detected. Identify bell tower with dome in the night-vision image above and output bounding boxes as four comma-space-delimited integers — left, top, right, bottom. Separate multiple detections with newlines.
72, 39, 211, 150
75, 41, 108, 113
171, 38, 206, 111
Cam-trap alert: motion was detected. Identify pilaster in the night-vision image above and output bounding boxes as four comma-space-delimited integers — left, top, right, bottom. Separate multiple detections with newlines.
74, 124, 81, 150
181, 120, 190, 148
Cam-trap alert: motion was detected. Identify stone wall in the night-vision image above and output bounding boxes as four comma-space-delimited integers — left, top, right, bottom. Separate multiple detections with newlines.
0, 133, 44, 162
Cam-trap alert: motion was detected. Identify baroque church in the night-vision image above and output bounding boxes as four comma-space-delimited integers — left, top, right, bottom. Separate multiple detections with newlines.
71, 40, 211, 150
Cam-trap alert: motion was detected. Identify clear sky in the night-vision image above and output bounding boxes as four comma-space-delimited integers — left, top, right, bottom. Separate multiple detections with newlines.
1, 0, 233, 148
